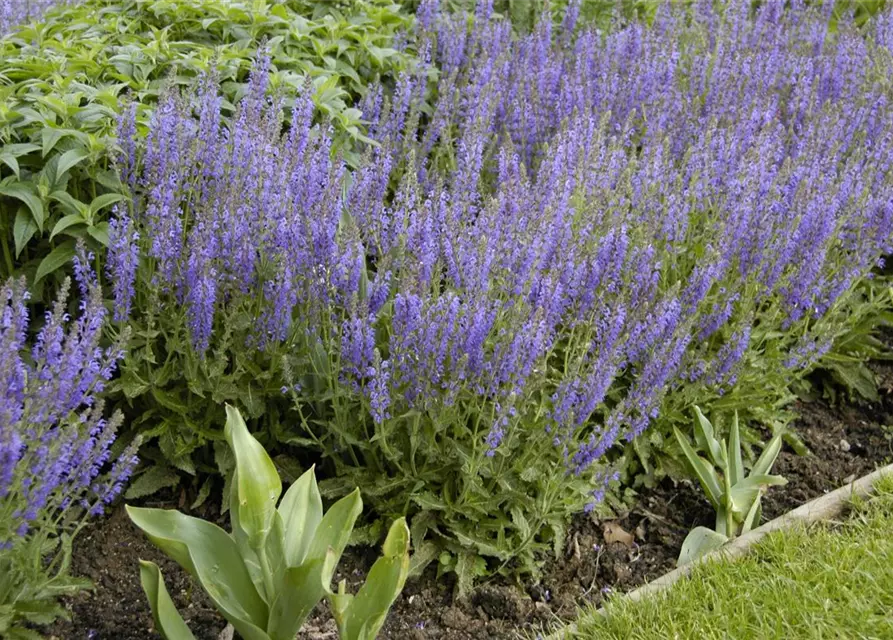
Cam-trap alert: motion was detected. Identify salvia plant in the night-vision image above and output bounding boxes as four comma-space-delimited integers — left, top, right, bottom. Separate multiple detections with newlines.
128, 405, 410, 640
0, 0, 419, 290
105, 0, 893, 580
0, 244, 137, 636
674, 407, 786, 566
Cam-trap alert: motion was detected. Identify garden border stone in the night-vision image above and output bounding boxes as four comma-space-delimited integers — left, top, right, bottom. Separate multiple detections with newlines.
546, 462, 893, 639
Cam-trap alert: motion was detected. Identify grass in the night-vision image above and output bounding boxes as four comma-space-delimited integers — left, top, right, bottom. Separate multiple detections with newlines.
562, 473, 893, 640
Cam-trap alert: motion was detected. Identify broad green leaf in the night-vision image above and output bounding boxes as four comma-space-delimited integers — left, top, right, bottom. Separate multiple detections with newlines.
89, 192, 126, 214
138, 561, 197, 640
13, 207, 38, 258
334, 518, 409, 640
225, 405, 282, 550
277, 466, 323, 568
42, 129, 70, 157
673, 427, 722, 507
728, 411, 744, 486
266, 552, 336, 640
752, 434, 783, 477
0, 152, 20, 179
0, 182, 45, 230
87, 221, 110, 246
55, 147, 90, 178
50, 213, 88, 240
49, 191, 89, 217
34, 241, 76, 284
677, 526, 728, 566
125, 506, 269, 638
307, 489, 362, 587
229, 469, 267, 600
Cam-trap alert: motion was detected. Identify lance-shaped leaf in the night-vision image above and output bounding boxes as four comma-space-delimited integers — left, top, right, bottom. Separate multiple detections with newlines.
306, 489, 363, 580
225, 405, 282, 550
278, 466, 323, 568
674, 427, 722, 508
138, 560, 197, 640
728, 411, 744, 486
693, 406, 724, 468
126, 506, 269, 640
752, 434, 784, 477
332, 518, 410, 640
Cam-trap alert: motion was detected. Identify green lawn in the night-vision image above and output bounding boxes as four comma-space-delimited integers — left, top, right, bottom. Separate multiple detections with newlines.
562, 473, 893, 640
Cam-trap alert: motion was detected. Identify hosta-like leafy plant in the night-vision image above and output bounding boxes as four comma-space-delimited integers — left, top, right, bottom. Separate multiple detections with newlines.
127, 406, 409, 640
675, 407, 786, 566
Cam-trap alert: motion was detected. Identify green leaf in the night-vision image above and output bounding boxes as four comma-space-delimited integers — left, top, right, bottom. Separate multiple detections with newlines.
0, 182, 45, 231
89, 192, 126, 214
266, 552, 336, 640
0, 152, 21, 179
125, 506, 269, 638
693, 406, 724, 468
277, 466, 323, 568
125, 466, 181, 500
34, 240, 76, 284
87, 221, 110, 246
307, 489, 362, 588
224, 405, 282, 550
333, 518, 409, 640
138, 561, 197, 640
55, 147, 90, 178
742, 497, 762, 533
13, 207, 38, 258
673, 427, 722, 508
50, 213, 88, 240
751, 435, 783, 477
677, 526, 728, 566
728, 411, 744, 486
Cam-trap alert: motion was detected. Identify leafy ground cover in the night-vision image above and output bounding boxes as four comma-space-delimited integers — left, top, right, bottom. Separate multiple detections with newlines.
563, 474, 893, 639
0, 0, 417, 290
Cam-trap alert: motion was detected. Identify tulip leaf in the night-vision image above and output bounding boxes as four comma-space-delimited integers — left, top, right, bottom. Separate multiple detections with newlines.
266, 551, 336, 640
677, 526, 728, 566
278, 466, 323, 568
225, 405, 282, 550
307, 489, 362, 586
728, 411, 744, 486
138, 560, 197, 640
693, 406, 724, 468
752, 434, 783, 477
125, 506, 269, 639
674, 427, 722, 507
333, 518, 410, 640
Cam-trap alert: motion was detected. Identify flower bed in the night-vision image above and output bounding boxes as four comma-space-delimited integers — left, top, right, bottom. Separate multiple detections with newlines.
47, 354, 893, 639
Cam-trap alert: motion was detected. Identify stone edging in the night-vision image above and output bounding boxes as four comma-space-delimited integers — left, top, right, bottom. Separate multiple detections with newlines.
545, 462, 893, 639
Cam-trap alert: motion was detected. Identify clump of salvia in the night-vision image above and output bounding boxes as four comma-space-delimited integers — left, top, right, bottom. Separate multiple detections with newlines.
108, 0, 893, 571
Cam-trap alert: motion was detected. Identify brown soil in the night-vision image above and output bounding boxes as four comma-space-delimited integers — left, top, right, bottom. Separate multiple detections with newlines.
49, 367, 893, 640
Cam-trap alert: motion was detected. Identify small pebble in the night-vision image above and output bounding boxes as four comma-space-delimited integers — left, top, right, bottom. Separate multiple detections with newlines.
839, 439, 851, 452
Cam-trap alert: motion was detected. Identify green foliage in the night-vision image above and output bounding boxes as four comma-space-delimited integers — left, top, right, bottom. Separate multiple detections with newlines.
0, 0, 417, 287
674, 407, 786, 566
0, 533, 91, 638
127, 406, 409, 640
798, 275, 893, 404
